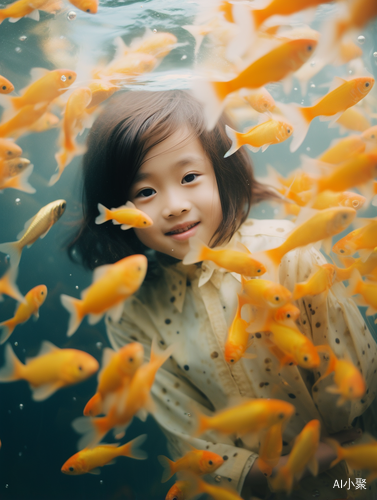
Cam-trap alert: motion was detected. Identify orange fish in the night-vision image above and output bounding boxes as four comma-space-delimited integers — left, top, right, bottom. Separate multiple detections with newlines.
282, 76, 374, 152
224, 119, 293, 156
193, 37, 317, 129
327, 438, 377, 482
0, 158, 34, 194
257, 422, 283, 477
51, 87, 92, 185
95, 202, 153, 230
333, 250, 377, 282
313, 347, 366, 406
332, 218, 377, 259
0, 156, 30, 183
86, 80, 119, 111
335, 0, 377, 44
319, 136, 366, 164
61, 254, 147, 337
0, 341, 98, 400
195, 398, 295, 437
225, 294, 255, 365
165, 480, 192, 500
73, 337, 175, 449
362, 125, 377, 145
0, 268, 24, 303
0, 75, 14, 94
67, 0, 97, 14
0, 138, 22, 160
183, 237, 266, 277
27, 112, 59, 134
347, 270, 377, 321
84, 342, 144, 417
241, 87, 276, 114
158, 448, 224, 483
309, 191, 366, 211
10, 69, 76, 110
187, 475, 243, 500
93, 53, 157, 82
241, 276, 292, 309
0, 284, 47, 344
269, 420, 320, 494
0, 103, 49, 138
61, 435, 147, 475
293, 264, 336, 300
0, 0, 54, 23
125, 30, 178, 58
272, 303, 300, 324
335, 107, 370, 133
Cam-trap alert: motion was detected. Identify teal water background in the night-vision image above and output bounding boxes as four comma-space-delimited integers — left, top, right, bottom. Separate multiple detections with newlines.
0, 1, 376, 499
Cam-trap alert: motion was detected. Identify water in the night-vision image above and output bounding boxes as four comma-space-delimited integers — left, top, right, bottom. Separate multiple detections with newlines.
0, 1, 376, 499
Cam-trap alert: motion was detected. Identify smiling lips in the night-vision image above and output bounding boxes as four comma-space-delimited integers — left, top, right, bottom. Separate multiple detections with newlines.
165, 221, 200, 235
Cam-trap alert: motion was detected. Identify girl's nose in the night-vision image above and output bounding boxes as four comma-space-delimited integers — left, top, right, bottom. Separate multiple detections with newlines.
162, 198, 192, 219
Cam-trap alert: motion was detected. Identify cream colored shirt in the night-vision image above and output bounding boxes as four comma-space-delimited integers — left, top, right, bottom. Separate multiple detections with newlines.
106, 219, 377, 499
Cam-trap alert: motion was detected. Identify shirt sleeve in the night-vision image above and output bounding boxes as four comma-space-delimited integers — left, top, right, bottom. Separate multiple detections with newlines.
279, 245, 377, 433
105, 304, 258, 494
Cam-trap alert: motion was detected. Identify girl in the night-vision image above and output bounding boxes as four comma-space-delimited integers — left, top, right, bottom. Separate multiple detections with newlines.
68, 90, 377, 500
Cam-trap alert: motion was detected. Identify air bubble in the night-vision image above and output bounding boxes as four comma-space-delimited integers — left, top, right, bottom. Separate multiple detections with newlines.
15, 198, 21, 205
73, 397, 76, 401
19, 404, 23, 410
19, 35, 27, 41
357, 35, 365, 44
184, 412, 192, 417
100, 480, 104, 485
310, 60, 316, 67
306, 147, 311, 152
15, 47, 21, 53
181, 55, 187, 60
261, 209, 266, 214
352, 200, 360, 207
294, 87, 298, 91
75, 285, 79, 289
349, 69, 354, 74
301, 100, 304, 105
18, 452, 22, 457
374, 52, 377, 58
5, 484, 9, 489
14, 342, 18, 346
61, 75, 67, 82
67, 10, 76, 20
96, 342, 103, 350
153, 29, 157, 33
310, 83, 315, 88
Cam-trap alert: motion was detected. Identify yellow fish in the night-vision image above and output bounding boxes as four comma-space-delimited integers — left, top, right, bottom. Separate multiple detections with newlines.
0, 75, 14, 94
61, 254, 147, 336
0, 199, 66, 270
0, 284, 47, 344
0, 157, 34, 193
225, 294, 255, 365
347, 270, 377, 321
0, 341, 99, 400
327, 438, 377, 482
241, 276, 292, 309
333, 251, 377, 282
241, 87, 276, 114
0, 138, 22, 159
332, 218, 377, 259
125, 30, 177, 58
319, 136, 366, 164
61, 435, 147, 475
0, 0, 54, 23
86, 80, 119, 111
0, 103, 49, 138
224, 119, 292, 156
93, 53, 157, 82
95, 202, 153, 230
293, 264, 336, 300
257, 422, 283, 477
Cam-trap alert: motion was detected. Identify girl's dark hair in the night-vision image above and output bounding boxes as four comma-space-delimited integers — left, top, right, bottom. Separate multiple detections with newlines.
67, 89, 278, 276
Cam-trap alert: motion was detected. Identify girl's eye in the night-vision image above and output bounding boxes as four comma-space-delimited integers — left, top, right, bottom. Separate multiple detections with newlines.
136, 188, 156, 198
182, 173, 197, 184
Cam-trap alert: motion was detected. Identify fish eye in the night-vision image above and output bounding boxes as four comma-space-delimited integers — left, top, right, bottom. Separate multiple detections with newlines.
257, 269, 261, 273
365, 82, 370, 87
340, 249, 345, 253
137, 266, 141, 271
287, 128, 291, 134
86, 8, 90, 11
62, 202, 66, 209
129, 357, 133, 362
208, 460, 213, 465
307, 45, 312, 51
287, 313, 291, 318
303, 356, 308, 362
2, 86, 6, 90
41, 291, 44, 295
372, 134, 375, 139
78, 365, 83, 371
69, 467, 74, 472
230, 359, 234, 363
68, 75, 72, 80
143, 221, 146, 224
278, 412, 284, 419
275, 296, 280, 301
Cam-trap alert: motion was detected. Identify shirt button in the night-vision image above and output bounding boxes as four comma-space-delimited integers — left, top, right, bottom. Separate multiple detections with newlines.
215, 475, 222, 483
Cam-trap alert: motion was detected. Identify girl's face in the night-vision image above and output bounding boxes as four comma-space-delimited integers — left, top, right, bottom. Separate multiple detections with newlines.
129, 127, 223, 260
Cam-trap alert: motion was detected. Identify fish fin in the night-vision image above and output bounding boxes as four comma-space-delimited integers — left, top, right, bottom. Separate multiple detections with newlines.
261, 143, 271, 153
358, 248, 374, 262
107, 302, 124, 324
226, 3, 255, 62
72, 416, 106, 450
88, 468, 101, 475
246, 144, 261, 153
346, 269, 363, 298
83, 393, 102, 417
0, 343, 23, 381
0, 267, 24, 303
92, 264, 113, 283
320, 111, 343, 124
35, 340, 59, 357
101, 347, 115, 370
95, 203, 108, 225
31, 382, 63, 401
113, 36, 128, 60
281, 76, 293, 95
33, 311, 39, 320
26, 9, 40, 21
182, 236, 207, 265
112, 220, 121, 225
125, 201, 135, 209
224, 125, 242, 158
60, 294, 83, 337
8, 17, 22, 22
0, 320, 14, 345
182, 25, 205, 56
328, 76, 347, 93
307, 456, 319, 477
121, 434, 148, 460
136, 408, 148, 422
366, 306, 377, 316
277, 102, 311, 153
0, 165, 35, 194
157, 455, 175, 483
321, 236, 333, 257
120, 224, 132, 230
17, 214, 36, 240
88, 312, 104, 325
191, 76, 227, 131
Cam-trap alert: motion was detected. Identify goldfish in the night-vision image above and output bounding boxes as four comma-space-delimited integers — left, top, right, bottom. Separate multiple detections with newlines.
313, 347, 366, 406
327, 438, 377, 482
73, 337, 175, 449
241, 87, 276, 114
269, 420, 320, 495
319, 136, 366, 164
256, 207, 356, 276
158, 448, 224, 483
67, 0, 97, 14
308, 191, 366, 211
225, 294, 255, 365
84, 342, 144, 417
186, 475, 243, 500
51, 87, 92, 185
27, 112, 59, 134
0, 75, 14, 94
0, 157, 30, 182
272, 303, 300, 324
0, 285, 47, 344
362, 125, 377, 144
281, 76, 374, 152
241, 276, 292, 309
61, 254, 147, 337
61, 435, 147, 475
0, 0, 54, 23
224, 119, 293, 157
292, 264, 336, 300
257, 422, 283, 477
182, 19, 220, 55
95, 202, 153, 230
125, 30, 178, 59
93, 53, 157, 82
333, 251, 377, 282
86, 80, 119, 111
183, 237, 266, 277
334, 0, 377, 45
165, 480, 192, 500
0, 268, 24, 303
347, 270, 377, 321
0, 199, 66, 270
335, 107, 371, 133
0, 103, 49, 138
10, 69, 76, 110
332, 218, 377, 259
0, 138, 22, 159
193, 37, 317, 130
0, 341, 98, 400
194, 398, 295, 437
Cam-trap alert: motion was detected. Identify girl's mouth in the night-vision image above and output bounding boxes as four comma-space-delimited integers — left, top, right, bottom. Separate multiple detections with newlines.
166, 221, 200, 241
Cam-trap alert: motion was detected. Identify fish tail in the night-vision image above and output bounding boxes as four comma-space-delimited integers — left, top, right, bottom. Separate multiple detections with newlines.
278, 102, 312, 153
268, 466, 292, 493
72, 415, 108, 450
333, 264, 352, 282
346, 269, 363, 298
120, 434, 148, 460
50, 150, 68, 186
325, 437, 344, 468
157, 455, 175, 483
225, 3, 256, 62
95, 203, 110, 225
0, 241, 21, 271
292, 283, 306, 301
0, 165, 35, 194
0, 343, 24, 381
60, 294, 84, 337
224, 125, 243, 158
0, 319, 16, 345
83, 393, 102, 417
194, 412, 209, 437
182, 236, 207, 265
0, 267, 24, 303
191, 77, 228, 131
